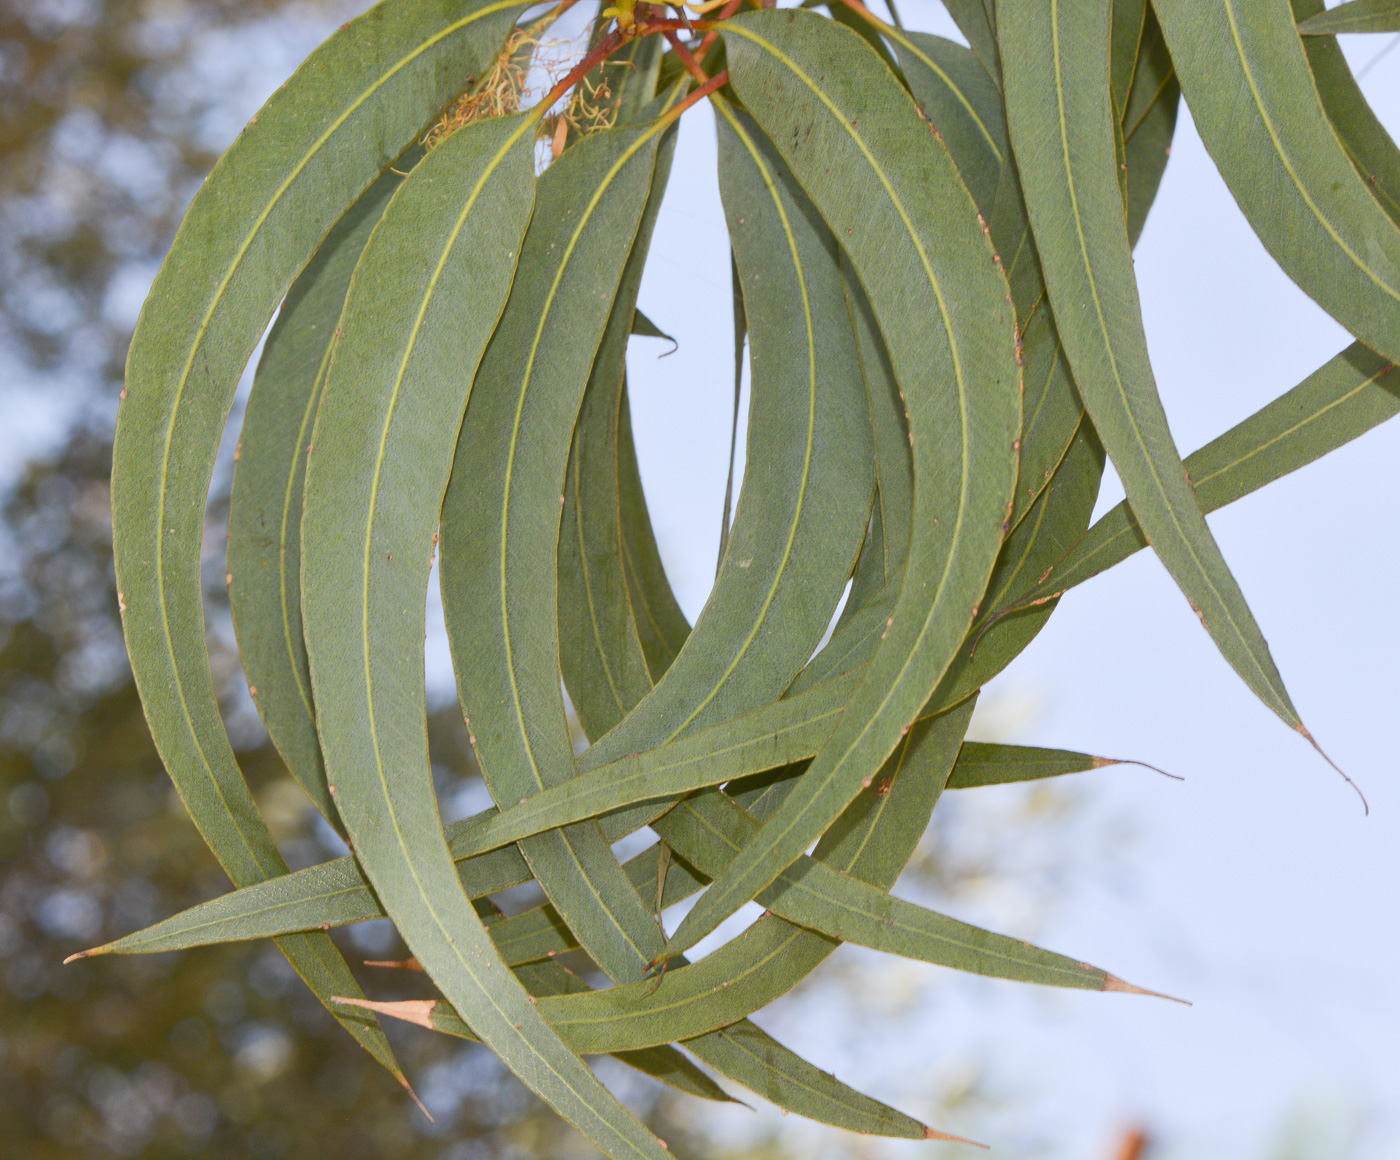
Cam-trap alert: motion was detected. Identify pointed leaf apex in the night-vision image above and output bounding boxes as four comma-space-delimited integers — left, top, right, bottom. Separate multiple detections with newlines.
333, 996, 440, 1029
1094, 756, 1184, 781
1296, 725, 1369, 815
63, 946, 107, 965
923, 1126, 989, 1147
1102, 974, 1191, 1005
397, 1073, 434, 1122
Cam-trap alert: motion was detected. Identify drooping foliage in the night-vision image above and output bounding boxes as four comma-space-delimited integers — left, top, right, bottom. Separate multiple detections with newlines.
88, 0, 1397, 1150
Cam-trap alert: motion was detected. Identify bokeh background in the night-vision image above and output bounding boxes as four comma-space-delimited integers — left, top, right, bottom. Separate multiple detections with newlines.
1, 1, 1396, 1158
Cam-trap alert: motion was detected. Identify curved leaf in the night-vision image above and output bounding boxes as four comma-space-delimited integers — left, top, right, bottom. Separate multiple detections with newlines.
1000, 0, 1309, 735
1154, 0, 1400, 365
112, 0, 526, 1074
670, 9, 1021, 957
1298, 0, 1400, 34
1007, 343, 1399, 603
301, 111, 673, 1160
229, 152, 418, 831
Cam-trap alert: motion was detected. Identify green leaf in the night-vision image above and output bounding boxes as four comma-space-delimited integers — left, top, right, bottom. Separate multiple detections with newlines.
941, 0, 1002, 82
344, 994, 952, 1139
617, 385, 692, 681
673, 9, 1021, 958
229, 152, 418, 833
1120, 10, 1180, 247
630, 308, 676, 347
301, 111, 672, 1160
510, 957, 738, 1106
843, 260, 911, 583
578, 95, 874, 767
1299, 0, 1400, 34
448, 669, 862, 858
1006, 343, 1399, 604
716, 250, 747, 576
999, 0, 1309, 735
558, 129, 677, 741
1154, 0, 1400, 365
890, 29, 1006, 215
436, 106, 684, 1044
930, 417, 1106, 712
111, 0, 526, 1076
950, 742, 1114, 787
1295, 0, 1400, 229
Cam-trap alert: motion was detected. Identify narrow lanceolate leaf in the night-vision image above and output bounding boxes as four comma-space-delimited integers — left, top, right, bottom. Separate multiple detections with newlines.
890, 29, 1006, 216
449, 669, 861, 858
229, 153, 417, 831
580, 96, 873, 768
111, 0, 523, 1076
1000, 0, 1307, 735
1298, 0, 1400, 34
558, 127, 676, 741
301, 112, 667, 1160
343, 995, 951, 1140
1009, 343, 1399, 603
442, 103, 931, 1139
440, 111, 682, 995
844, 259, 912, 583
652, 771, 1117, 991
1119, 10, 1179, 248
508, 956, 737, 1106
617, 386, 692, 681
1154, 0, 1400, 365
1296, 0, 1400, 229
671, 10, 1021, 958
950, 742, 1118, 788
929, 418, 1106, 713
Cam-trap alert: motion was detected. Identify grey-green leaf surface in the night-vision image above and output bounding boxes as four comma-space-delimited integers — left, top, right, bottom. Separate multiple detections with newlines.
843, 261, 912, 582
674, 9, 1021, 958
439, 110, 681, 1021
1000, 0, 1307, 734
579, 95, 873, 767
300, 109, 670, 1160
1008, 343, 1399, 603
111, 0, 525, 1075
1295, 0, 1400, 230
928, 417, 1106, 712
229, 152, 417, 831
949, 742, 1108, 788
890, 29, 1005, 216
1299, 0, 1400, 34
617, 385, 692, 681
558, 127, 677, 741
1120, 10, 1179, 247
1154, 0, 1400, 365
449, 669, 861, 857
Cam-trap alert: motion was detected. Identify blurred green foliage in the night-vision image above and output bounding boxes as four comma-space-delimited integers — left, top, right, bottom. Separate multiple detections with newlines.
0, 0, 678, 1155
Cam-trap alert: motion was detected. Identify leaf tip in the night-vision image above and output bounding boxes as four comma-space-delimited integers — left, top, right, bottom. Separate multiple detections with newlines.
365, 957, 426, 972
398, 1074, 434, 1123
1094, 756, 1183, 781
1296, 725, 1368, 815
63, 947, 104, 965
332, 996, 440, 1030
1102, 974, 1191, 1006
924, 1126, 988, 1147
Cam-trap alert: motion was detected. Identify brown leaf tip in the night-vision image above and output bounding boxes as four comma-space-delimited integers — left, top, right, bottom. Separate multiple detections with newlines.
1102, 974, 1192, 1006
397, 1074, 434, 1123
332, 996, 439, 1029
63, 946, 105, 965
924, 1127, 989, 1148
364, 957, 426, 973
1296, 724, 1369, 815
